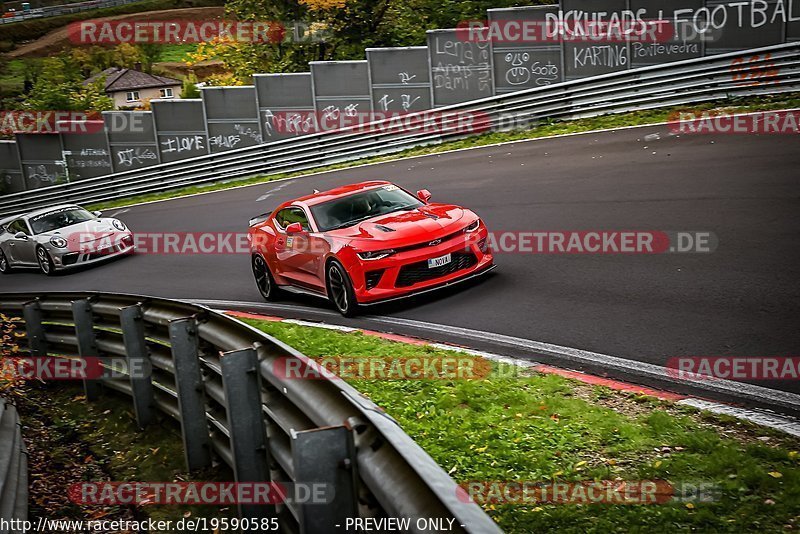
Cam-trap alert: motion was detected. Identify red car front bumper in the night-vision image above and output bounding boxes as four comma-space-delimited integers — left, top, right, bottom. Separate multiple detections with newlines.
346, 226, 494, 305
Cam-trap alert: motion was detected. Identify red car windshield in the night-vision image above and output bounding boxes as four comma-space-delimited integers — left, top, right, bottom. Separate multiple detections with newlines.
310, 185, 423, 231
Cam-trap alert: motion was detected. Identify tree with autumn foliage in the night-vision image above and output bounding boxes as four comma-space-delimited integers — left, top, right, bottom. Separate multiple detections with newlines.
187, 0, 543, 84
22, 56, 114, 112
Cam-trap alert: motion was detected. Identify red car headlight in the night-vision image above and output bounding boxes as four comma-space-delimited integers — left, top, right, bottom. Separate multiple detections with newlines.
357, 249, 396, 260
464, 219, 481, 233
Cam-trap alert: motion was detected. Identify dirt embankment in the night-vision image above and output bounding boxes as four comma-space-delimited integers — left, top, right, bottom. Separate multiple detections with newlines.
156, 60, 224, 79
6, 6, 225, 59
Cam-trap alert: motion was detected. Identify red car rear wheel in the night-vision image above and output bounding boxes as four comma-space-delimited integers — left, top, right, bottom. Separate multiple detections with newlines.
252, 254, 280, 301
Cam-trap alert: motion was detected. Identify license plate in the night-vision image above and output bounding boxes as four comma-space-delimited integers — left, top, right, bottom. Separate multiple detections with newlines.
428, 253, 452, 268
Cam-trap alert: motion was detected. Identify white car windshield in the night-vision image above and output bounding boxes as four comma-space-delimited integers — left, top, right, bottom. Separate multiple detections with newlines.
30, 208, 95, 234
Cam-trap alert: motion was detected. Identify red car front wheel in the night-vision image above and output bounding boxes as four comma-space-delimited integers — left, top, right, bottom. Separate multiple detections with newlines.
327, 261, 358, 317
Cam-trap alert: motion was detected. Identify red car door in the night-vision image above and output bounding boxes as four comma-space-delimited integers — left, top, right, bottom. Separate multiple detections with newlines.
273, 207, 325, 292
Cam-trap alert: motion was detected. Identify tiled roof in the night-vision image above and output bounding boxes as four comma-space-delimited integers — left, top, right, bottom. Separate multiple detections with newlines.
84, 68, 181, 92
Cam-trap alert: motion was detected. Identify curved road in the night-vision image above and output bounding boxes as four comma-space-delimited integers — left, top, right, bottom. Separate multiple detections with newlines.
3, 124, 799, 394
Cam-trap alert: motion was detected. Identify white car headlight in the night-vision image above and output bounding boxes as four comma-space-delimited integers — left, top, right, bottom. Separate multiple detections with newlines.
112, 219, 126, 231
50, 236, 67, 248
357, 249, 395, 261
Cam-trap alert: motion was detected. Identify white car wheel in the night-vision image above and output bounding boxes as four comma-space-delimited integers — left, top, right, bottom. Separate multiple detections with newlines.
0, 248, 11, 274
36, 246, 56, 276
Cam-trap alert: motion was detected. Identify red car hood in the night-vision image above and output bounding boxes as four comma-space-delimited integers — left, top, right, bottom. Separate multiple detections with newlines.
327, 204, 469, 245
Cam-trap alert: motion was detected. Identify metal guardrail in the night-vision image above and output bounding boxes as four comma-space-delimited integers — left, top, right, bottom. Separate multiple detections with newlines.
0, 292, 501, 534
0, 398, 27, 527
0, 0, 143, 24
1, 42, 798, 217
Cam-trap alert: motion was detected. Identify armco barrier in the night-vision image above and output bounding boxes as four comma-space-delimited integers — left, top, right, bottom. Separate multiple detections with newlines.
0, 42, 798, 217
0, 398, 27, 527
0, 292, 501, 534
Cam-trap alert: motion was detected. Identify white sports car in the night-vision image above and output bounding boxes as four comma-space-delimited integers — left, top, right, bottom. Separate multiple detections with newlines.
0, 204, 134, 275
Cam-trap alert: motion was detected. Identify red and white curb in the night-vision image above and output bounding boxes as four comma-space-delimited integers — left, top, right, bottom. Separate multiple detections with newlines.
226, 310, 800, 438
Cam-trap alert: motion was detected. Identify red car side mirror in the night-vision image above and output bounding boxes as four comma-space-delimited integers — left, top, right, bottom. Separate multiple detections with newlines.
285, 222, 305, 234
416, 189, 432, 203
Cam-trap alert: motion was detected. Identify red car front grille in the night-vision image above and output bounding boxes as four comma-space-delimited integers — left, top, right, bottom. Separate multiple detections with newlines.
395, 252, 477, 288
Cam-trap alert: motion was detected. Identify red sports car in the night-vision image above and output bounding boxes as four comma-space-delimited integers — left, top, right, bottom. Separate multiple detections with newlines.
248, 181, 495, 316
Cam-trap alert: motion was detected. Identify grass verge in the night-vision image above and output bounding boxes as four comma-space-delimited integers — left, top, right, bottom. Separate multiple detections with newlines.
157, 43, 199, 63
239, 317, 800, 533
86, 92, 800, 212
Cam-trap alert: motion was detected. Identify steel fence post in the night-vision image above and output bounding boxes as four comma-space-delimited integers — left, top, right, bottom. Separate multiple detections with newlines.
21, 300, 47, 357
220, 348, 274, 519
292, 425, 358, 534
120, 304, 154, 428
71, 299, 100, 401
168, 317, 212, 471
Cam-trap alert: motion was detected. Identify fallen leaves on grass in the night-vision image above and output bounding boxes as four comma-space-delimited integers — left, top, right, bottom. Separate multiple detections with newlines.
12, 383, 135, 524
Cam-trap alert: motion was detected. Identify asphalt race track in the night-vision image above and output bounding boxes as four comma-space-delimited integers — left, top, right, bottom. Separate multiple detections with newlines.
3, 124, 799, 393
